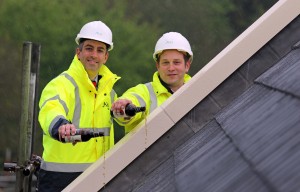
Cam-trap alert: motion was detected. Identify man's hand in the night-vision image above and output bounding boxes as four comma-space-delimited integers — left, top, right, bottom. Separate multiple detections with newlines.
111, 99, 133, 118
58, 123, 76, 142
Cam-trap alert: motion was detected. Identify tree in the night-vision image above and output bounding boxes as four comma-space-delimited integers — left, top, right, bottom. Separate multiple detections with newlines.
126, 0, 236, 76
0, 0, 161, 166
0, 0, 278, 171
125, 0, 277, 76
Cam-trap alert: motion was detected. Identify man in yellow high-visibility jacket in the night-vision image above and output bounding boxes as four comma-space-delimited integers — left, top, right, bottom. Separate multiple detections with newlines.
111, 32, 193, 134
37, 20, 120, 191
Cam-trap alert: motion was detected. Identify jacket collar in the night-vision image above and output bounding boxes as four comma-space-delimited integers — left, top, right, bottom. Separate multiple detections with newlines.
152, 71, 191, 95
67, 55, 120, 91
68, 55, 118, 81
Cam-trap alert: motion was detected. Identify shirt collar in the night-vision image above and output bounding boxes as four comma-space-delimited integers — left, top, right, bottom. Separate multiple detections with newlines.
158, 75, 174, 94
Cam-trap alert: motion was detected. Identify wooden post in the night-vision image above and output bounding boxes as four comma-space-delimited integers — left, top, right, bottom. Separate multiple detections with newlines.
16, 42, 41, 192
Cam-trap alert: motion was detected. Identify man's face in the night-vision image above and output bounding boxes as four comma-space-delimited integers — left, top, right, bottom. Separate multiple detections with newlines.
156, 49, 190, 91
76, 39, 108, 78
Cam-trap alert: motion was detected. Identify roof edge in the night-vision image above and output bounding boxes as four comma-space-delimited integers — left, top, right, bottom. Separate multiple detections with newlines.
63, 0, 300, 191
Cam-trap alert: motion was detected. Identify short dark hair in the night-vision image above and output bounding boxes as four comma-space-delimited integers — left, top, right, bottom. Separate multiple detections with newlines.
156, 51, 191, 63
78, 38, 110, 51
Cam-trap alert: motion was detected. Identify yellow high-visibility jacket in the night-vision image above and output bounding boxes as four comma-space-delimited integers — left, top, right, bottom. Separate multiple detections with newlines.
116, 71, 191, 133
38, 55, 120, 172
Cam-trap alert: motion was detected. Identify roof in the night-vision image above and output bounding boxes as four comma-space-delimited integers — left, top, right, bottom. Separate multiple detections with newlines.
63, 1, 300, 191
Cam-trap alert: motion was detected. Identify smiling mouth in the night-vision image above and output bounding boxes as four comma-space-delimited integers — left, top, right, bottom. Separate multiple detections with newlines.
88, 60, 98, 64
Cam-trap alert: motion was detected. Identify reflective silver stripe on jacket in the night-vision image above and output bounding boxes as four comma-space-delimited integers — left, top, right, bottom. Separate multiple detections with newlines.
110, 89, 116, 122
63, 73, 116, 126
41, 161, 91, 172
45, 73, 114, 135
131, 93, 146, 108
48, 115, 111, 136
62, 73, 81, 128
145, 82, 157, 113
49, 115, 65, 135
40, 95, 69, 115
110, 89, 116, 102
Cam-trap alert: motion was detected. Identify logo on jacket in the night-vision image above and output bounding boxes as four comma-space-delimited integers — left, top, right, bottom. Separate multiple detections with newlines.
103, 101, 109, 109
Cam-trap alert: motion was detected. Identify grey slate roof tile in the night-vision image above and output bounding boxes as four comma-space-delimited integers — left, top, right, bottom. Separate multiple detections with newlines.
268, 16, 300, 57
101, 171, 133, 192
238, 45, 280, 83
132, 157, 176, 192
103, 119, 193, 191
256, 48, 300, 97
174, 120, 269, 192
210, 71, 249, 108
133, 119, 192, 175
215, 57, 300, 192
100, 13, 300, 192
183, 95, 221, 132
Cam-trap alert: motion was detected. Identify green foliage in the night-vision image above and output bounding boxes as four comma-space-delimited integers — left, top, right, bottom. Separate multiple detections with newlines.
0, 0, 277, 170
229, 0, 277, 36
0, 38, 22, 166
0, 0, 160, 165
125, 0, 276, 76
125, 0, 236, 76
103, 1, 159, 94
0, 0, 159, 93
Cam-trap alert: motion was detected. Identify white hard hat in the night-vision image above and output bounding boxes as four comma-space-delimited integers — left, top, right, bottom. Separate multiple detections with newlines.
75, 21, 114, 51
153, 32, 193, 62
